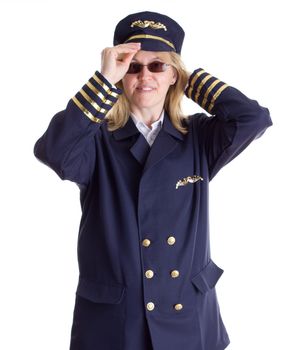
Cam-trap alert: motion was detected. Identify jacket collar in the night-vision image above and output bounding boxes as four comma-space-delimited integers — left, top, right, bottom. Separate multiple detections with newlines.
112, 116, 140, 141
112, 112, 185, 172
163, 111, 184, 141
112, 112, 184, 141
143, 114, 184, 173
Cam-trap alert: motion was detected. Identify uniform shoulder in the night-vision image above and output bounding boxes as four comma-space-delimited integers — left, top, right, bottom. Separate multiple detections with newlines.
185, 113, 210, 126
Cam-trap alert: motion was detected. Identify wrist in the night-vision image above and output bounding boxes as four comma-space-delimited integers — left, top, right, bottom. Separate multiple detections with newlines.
100, 71, 118, 88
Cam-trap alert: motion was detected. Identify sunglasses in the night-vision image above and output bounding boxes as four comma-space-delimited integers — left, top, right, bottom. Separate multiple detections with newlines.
126, 61, 170, 74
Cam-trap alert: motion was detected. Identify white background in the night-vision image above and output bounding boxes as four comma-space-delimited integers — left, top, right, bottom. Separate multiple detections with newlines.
0, 0, 297, 349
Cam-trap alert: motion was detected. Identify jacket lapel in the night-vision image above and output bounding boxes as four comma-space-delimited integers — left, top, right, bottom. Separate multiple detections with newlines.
112, 113, 185, 170
143, 112, 184, 173
112, 117, 150, 166
130, 134, 151, 165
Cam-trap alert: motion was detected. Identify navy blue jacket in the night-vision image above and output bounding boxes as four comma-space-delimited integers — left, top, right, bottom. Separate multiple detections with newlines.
34, 68, 272, 350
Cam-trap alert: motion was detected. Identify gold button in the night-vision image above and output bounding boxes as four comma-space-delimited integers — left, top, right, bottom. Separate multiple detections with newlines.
142, 239, 151, 247
171, 270, 180, 278
145, 270, 154, 279
174, 303, 183, 311
147, 302, 155, 311
167, 236, 176, 245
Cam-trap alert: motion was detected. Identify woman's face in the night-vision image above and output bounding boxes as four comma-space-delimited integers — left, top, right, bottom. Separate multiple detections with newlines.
122, 50, 177, 114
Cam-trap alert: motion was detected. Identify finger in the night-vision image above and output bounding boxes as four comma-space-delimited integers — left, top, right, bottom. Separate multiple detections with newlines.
121, 52, 137, 65
116, 42, 141, 49
102, 42, 140, 53
113, 43, 141, 54
101, 43, 141, 61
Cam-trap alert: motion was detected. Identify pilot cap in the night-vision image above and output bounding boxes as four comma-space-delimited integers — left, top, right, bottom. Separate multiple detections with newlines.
113, 11, 185, 54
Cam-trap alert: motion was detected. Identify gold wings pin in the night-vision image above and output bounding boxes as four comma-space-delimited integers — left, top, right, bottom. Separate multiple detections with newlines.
176, 175, 203, 189
131, 20, 167, 31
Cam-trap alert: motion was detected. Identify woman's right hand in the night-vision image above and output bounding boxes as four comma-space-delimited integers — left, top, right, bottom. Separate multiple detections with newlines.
100, 43, 141, 85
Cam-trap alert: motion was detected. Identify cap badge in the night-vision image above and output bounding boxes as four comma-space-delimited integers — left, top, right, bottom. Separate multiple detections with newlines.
176, 175, 203, 189
131, 20, 167, 31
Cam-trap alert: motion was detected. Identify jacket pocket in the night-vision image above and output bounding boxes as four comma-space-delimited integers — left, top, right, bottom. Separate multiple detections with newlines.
76, 277, 126, 304
191, 259, 224, 294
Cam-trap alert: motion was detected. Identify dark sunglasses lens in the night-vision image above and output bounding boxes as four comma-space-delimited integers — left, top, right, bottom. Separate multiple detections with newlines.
127, 62, 168, 74
127, 63, 142, 74
148, 62, 167, 72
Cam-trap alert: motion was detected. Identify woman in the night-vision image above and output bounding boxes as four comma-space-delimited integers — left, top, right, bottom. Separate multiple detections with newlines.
34, 11, 272, 350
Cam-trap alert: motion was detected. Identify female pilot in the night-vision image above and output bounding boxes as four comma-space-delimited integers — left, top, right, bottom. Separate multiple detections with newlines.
34, 10, 272, 350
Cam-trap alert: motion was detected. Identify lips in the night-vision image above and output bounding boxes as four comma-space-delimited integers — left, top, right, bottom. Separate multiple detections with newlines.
136, 85, 156, 92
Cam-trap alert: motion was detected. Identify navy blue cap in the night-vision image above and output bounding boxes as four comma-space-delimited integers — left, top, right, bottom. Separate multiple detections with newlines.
113, 11, 185, 54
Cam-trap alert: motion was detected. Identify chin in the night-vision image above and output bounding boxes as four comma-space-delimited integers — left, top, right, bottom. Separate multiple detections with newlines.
133, 97, 164, 110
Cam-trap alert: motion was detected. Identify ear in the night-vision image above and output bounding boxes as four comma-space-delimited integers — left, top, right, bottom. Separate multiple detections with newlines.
171, 69, 178, 85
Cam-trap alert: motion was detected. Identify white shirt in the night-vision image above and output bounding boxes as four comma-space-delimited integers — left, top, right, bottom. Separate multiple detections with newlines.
130, 111, 164, 147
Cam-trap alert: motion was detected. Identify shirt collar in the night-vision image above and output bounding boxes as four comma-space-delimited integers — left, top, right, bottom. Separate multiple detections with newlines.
130, 111, 164, 130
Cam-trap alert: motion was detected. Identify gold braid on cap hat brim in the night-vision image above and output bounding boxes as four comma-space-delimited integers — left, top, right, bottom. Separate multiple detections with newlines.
125, 34, 175, 50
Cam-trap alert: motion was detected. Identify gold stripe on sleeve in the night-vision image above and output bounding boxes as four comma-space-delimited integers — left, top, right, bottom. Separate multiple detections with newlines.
207, 83, 229, 113
85, 83, 107, 103
87, 81, 119, 100
92, 74, 111, 93
109, 90, 120, 98
187, 70, 206, 98
79, 89, 113, 109
194, 74, 212, 103
72, 96, 105, 123
213, 83, 229, 100
87, 81, 104, 98
79, 89, 101, 111
92, 74, 120, 98
201, 79, 221, 109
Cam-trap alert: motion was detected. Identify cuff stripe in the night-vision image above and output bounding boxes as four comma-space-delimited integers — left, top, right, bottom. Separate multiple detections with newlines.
208, 83, 229, 112
187, 69, 206, 98
92, 74, 111, 93
80, 88, 113, 108
92, 74, 120, 98
194, 74, 212, 103
201, 79, 221, 109
86, 81, 106, 100
87, 81, 119, 99
85, 83, 109, 104
186, 68, 229, 113
79, 89, 110, 112
72, 96, 104, 123
71, 71, 121, 123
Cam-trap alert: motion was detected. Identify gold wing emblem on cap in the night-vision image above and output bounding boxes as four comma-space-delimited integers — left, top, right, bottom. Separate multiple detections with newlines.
131, 20, 167, 31
176, 175, 203, 189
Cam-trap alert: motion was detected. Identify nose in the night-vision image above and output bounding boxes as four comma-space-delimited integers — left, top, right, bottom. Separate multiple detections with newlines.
138, 65, 152, 79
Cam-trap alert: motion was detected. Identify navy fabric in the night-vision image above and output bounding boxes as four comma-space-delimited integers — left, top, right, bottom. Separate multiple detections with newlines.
113, 11, 185, 53
34, 71, 272, 350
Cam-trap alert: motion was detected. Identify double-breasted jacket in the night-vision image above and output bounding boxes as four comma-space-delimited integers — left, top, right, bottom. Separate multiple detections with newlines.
34, 68, 272, 350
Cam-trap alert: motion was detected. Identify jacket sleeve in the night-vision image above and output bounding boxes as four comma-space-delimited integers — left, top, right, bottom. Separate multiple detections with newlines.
185, 68, 273, 180
33, 71, 122, 186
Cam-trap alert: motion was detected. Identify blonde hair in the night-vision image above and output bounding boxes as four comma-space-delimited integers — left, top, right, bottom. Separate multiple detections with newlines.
106, 52, 189, 134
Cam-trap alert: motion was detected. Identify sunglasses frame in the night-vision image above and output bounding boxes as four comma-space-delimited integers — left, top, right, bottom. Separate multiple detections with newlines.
126, 61, 171, 74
